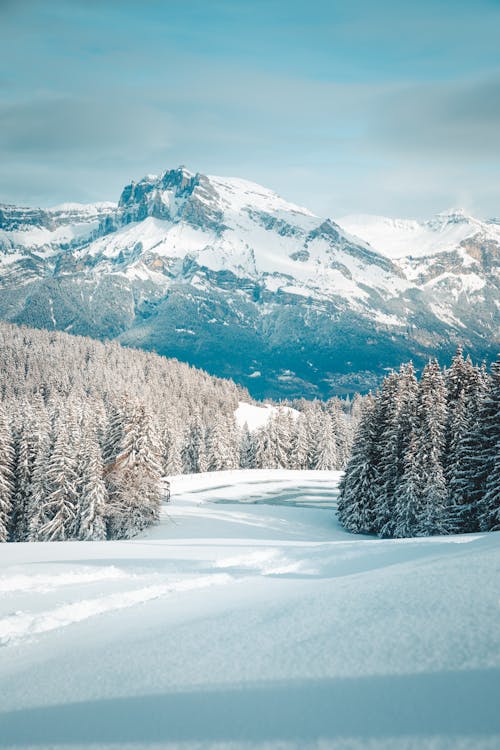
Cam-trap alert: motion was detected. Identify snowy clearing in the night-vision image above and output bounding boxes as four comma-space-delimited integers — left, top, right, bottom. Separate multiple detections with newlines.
234, 402, 299, 432
0, 469, 499, 750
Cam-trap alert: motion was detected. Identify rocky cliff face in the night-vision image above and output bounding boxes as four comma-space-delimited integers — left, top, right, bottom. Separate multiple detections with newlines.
0, 167, 498, 398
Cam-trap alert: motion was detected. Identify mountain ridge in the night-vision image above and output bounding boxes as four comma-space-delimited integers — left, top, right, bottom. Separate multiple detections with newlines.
0, 166, 498, 398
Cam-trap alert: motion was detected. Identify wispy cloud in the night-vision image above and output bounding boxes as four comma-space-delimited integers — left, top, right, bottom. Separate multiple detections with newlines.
1, 1, 499, 216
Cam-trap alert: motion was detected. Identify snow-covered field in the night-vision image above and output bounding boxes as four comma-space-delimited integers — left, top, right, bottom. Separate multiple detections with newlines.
0, 470, 499, 750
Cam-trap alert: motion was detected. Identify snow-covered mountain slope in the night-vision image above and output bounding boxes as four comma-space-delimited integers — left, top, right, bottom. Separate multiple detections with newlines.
0, 167, 498, 397
0, 470, 498, 750
338, 208, 500, 259
0, 201, 116, 254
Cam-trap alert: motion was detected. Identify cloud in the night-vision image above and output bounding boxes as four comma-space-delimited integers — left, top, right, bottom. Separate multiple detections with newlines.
371, 74, 500, 159
0, 94, 172, 156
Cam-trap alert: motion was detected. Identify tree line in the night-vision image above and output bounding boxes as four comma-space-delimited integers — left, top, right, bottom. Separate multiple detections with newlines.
0, 323, 357, 542
338, 349, 499, 537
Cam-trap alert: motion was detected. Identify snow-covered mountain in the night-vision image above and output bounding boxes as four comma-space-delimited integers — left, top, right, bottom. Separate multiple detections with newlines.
338, 208, 500, 259
0, 167, 498, 397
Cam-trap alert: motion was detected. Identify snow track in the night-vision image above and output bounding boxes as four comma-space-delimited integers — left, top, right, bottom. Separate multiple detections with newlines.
0, 469, 499, 750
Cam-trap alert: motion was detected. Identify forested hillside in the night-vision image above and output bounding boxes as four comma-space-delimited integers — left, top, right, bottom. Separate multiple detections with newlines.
338, 349, 500, 537
0, 323, 356, 542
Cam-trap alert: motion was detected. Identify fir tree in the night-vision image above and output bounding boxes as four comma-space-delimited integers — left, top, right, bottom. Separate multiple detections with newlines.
290, 415, 309, 470
313, 413, 338, 470
182, 416, 207, 474
240, 424, 257, 469
410, 360, 454, 535
0, 403, 14, 542
337, 396, 379, 534
267, 409, 291, 469
206, 415, 239, 471
35, 419, 78, 542
77, 433, 107, 541
391, 435, 424, 537
105, 398, 162, 539
477, 358, 500, 530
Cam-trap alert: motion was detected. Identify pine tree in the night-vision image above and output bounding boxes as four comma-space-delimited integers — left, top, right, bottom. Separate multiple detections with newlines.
35, 419, 78, 541
289, 414, 309, 470
255, 424, 273, 468
446, 391, 476, 531
328, 400, 350, 469
27, 419, 52, 541
206, 415, 239, 471
391, 435, 424, 537
182, 416, 207, 474
372, 372, 401, 534
481, 446, 500, 531
161, 424, 183, 476
77, 433, 107, 541
477, 359, 500, 530
414, 360, 454, 535
304, 405, 322, 469
337, 395, 379, 534
267, 409, 291, 469
239, 424, 257, 468
0, 403, 15, 542
313, 413, 338, 470
105, 398, 162, 539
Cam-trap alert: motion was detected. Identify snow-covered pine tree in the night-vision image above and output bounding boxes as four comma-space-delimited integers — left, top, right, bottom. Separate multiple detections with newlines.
372, 372, 401, 535
255, 424, 273, 469
267, 409, 292, 469
481, 448, 500, 531
413, 360, 454, 535
0, 402, 15, 542
161, 423, 183, 476
328, 400, 350, 469
182, 416, 207, 474
34, 418, 78, 541
27, 411, 52, 541
313, 412, 338, 470
103, 400, 125, 466
206, 414, 239, 471
337, 395, 379, 534
304, 404, 323, 469
289, 414, 309, 470
76, 431, 108, 541
476, 358, 500, 531
105, 398, 162, 539
391, 435, 424, 537
377, 364, 418, 536
239, 424, 257, 469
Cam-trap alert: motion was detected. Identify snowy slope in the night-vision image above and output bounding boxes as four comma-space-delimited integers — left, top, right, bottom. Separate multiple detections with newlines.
79, 167, 399, 304
0, 201, 116, 255
338, 208, 500, 259
0, 470, 498, 750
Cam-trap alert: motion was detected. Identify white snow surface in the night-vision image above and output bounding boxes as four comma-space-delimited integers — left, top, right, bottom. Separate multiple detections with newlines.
235, 401, 299, 432
338, 209, 500, 259
0, 469, 498, 750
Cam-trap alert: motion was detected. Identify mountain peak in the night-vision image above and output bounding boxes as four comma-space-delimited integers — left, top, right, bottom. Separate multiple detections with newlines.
432, 207, 474, 226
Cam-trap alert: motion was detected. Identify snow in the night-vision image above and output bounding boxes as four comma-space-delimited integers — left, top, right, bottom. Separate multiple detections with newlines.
70, 172, 406, 307
49, 201, 117, 214
338, 210, 500, 260
208, 174, 316, 218
0, 469, 498, 750
235, 401, 299, 432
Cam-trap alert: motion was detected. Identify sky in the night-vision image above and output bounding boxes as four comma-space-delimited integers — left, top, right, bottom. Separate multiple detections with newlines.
1, 0, 500, 218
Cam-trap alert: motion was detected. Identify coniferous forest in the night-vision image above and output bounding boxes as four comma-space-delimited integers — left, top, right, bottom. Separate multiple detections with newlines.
338, 349, 500, 537
1, 322, 497, 543
0, 322, 355, 542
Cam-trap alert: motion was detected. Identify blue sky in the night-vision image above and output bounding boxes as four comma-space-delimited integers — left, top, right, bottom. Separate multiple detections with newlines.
1, 0, 500, 217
